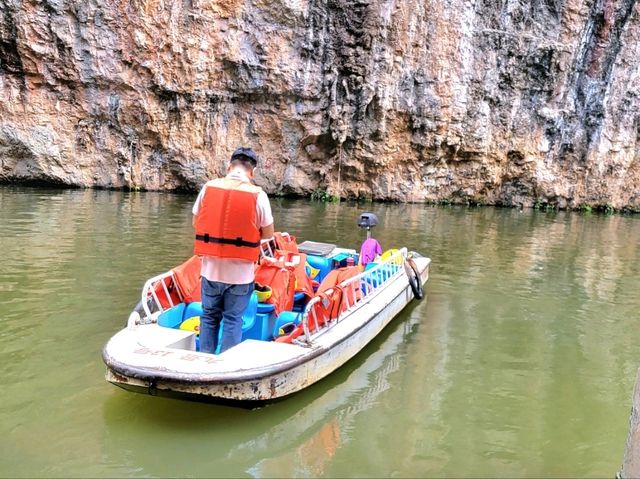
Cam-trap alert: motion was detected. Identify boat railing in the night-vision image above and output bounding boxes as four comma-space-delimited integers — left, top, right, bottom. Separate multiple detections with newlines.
260, 232, 295, 259
259, 237, 278, 261
139, 270, 180, 320
296, 247, 408, 345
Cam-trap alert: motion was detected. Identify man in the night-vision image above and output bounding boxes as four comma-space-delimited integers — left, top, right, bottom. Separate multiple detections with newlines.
192, 147, 274, 354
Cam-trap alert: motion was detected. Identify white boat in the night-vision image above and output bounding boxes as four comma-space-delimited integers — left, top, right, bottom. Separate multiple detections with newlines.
102, 217, 430, 405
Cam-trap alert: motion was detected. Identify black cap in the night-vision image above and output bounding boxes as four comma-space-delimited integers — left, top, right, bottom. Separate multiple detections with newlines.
231, 147, 259, 167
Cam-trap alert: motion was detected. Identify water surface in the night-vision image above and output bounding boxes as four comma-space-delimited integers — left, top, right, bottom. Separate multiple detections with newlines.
1, 187, 639, 477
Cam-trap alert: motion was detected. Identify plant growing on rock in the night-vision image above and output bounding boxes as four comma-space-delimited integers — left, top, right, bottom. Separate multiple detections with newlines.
311, 188, 340, 203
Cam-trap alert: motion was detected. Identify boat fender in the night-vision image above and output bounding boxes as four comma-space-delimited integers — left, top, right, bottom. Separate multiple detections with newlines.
404, 257, 423, 300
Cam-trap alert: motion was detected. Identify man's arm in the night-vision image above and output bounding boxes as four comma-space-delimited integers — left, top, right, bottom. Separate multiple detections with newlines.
192, 185, 206, 228
256, 191, 274, 239
260, 223, 275, 239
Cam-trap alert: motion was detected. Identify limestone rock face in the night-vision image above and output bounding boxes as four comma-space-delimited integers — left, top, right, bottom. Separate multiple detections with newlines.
0, 0, 638, 208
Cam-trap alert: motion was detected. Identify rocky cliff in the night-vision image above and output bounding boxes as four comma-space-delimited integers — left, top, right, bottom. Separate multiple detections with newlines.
0, 0, 638, 209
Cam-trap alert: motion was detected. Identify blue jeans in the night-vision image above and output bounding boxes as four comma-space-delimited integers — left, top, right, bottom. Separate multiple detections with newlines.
200, 279, 254, 354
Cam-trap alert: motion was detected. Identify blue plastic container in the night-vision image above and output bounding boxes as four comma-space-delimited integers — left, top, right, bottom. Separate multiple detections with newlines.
157, 303, 186, 328
305, 254, 333, 282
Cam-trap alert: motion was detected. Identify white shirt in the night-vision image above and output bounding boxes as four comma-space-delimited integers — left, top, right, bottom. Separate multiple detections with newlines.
192, 169, 273, 284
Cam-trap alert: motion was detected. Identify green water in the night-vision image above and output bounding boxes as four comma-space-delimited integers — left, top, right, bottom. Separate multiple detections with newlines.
1, 186, 639, 478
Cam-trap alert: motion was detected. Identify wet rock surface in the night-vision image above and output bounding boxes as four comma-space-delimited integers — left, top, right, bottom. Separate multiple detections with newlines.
0, 0, 638, 208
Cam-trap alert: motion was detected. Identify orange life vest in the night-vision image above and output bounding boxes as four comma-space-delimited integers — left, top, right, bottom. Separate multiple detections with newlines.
171, 255, 202, 303
194, 178, 262, 262
152, 255, 203, 307
273, 232, 299, 253
254, 261, 296, 315
275, 266, 361, 343
270, 234, 314, 299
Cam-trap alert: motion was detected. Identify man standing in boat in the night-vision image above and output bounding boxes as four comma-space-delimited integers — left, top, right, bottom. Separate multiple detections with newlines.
192, 147, 274, 354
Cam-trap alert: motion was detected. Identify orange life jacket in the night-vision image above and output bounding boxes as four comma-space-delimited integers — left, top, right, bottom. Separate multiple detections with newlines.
152, 255, 203, 308
270, 235, 314, 299
254, 261, 296, 315
312, 266, 361, 323
171, 255, 202, 303
275, 266, 361, 343
194, 178, 262, 262
291, 252, 314, 298
273, 232, 299, 253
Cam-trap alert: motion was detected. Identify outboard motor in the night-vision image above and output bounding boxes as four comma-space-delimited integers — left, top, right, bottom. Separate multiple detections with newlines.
358, 212, 378, 239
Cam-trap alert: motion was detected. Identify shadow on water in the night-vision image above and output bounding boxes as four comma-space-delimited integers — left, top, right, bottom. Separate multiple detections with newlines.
101, 298, 427, 477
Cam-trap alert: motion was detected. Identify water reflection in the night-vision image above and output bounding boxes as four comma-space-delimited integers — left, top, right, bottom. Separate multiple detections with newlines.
238, 309, 423, 478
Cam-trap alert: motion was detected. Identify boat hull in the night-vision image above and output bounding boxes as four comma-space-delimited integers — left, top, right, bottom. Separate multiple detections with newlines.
103, 256, 430, 404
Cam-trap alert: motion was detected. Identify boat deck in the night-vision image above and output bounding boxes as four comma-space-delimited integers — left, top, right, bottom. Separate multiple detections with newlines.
105, 325, 311, 377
